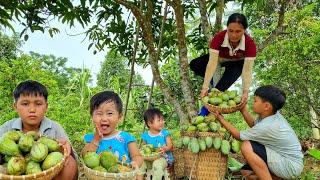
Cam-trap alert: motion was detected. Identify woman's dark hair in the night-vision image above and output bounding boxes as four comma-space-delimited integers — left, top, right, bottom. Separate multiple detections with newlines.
143, 108, 163, 128
254, 85, 286, 113
227, 13, 248, 29
90, 91, 123, 115
13, 80, 48, 102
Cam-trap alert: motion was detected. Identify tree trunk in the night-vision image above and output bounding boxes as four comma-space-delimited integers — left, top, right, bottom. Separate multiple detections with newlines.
197, 0, 212, 43
167, 0, 198, 120
310, 105, 320, 139
115, 0, 190, 125
214, 0, 224, 33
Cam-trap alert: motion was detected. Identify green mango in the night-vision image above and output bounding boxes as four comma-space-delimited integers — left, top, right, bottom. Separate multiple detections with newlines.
198, 139, 206, 151
204, 137, 213, 148
221, 140, 231, 155
213, 137, 222, 150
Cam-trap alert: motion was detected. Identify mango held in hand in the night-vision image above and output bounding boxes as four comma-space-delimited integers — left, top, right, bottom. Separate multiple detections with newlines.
26, 161, 42, 175
30, 142, 48, 162
100, 151, 118, 170
0, 138, 21, 156
83, 152, 100, 169
7, 156, 26, 175
38, 136, 60, 152
42, 151, 63, 170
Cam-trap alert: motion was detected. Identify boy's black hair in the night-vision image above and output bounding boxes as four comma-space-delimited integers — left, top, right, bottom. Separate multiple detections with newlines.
227, 13, 248, 29
143, 108, 163, 128
254, 85, 286, 113
13, 80, 48, 102
90, 91, 123, 116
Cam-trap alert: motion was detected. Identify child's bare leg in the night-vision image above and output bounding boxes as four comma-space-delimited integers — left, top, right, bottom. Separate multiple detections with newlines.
241, 141, 272, 180
54, 156, 78, 180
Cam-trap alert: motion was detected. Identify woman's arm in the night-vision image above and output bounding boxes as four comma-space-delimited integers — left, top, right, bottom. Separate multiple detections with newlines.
201, 49, 219, 97
241, 58, 255, 103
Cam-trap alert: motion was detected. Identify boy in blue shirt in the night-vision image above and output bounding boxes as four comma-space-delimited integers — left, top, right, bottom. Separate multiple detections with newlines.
81, 91, 143, 169
214, 85, 303, 179
139, 108, 174, 180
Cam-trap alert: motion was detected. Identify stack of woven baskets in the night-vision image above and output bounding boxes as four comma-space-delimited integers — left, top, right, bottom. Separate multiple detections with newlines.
173, 132, 227, 180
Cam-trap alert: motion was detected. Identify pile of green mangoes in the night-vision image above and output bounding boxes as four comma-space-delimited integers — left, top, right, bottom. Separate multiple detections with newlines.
176, 136, 240, 155
184, 114, 225, 133
83, 151, 131, 173
0, 130, 63, 175
202, 88, 241, 108
174, 115, 241, 155
140, 144, 160, 157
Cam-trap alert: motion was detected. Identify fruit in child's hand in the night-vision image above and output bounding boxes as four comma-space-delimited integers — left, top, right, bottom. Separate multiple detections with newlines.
100, 151, 118, 170
42, 151, 63, 170
7, 156, 26, 175
83, 152, 100, 169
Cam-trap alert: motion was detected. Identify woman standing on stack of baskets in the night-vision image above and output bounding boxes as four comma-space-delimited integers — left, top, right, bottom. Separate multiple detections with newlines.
190, 13, 257, 116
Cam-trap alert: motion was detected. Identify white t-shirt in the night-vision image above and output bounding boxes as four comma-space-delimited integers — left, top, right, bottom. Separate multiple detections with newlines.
240, 112, 303, 179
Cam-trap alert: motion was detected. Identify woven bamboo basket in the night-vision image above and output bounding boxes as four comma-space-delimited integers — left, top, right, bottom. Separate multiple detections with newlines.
142, 152, 161, 161
180, 131, 197, 137
183, 132, 227, 180
204, 102, 244, 114
0, 146, 67, 180
83, 162, 137, 180
172, 148, 184, 179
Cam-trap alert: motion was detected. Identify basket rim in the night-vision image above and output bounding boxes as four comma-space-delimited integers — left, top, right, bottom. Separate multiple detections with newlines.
0, 145, 67, 178
204, 101, 243, 114
82, 161, 137, 178
142, 152, 161, 161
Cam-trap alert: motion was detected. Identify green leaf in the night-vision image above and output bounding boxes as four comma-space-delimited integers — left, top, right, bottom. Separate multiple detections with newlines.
308, 148, 320, 160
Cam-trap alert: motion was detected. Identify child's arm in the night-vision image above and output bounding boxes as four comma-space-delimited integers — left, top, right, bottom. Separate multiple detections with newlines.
81, 133, 100, 157
160, 136, 173, 153
214, 111, 241, 140
128, 142, 143, 169
240, 104, 255, 128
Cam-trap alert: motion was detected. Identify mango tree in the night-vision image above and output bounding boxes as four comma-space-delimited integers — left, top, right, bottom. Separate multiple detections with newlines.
0, 0, 300, 125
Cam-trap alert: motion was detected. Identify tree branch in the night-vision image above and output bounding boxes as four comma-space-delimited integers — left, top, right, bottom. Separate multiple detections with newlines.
197, 0, 212, 43
258, 0, 286, 52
